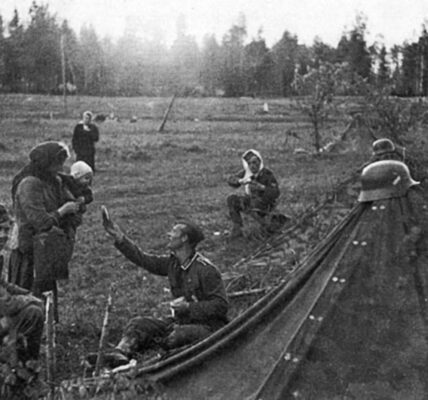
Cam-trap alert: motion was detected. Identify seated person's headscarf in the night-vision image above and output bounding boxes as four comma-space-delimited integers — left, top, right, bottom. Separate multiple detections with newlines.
239, 149, 264, 195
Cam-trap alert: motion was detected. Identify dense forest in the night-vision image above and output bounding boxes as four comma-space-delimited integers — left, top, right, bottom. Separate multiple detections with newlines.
0, 1, 428, 97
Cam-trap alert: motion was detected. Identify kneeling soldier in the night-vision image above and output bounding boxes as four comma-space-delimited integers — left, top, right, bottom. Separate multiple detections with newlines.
95, 214, 229, 368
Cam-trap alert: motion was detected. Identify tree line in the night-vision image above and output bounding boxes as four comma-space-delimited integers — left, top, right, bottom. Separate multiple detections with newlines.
0, 2, 428, 98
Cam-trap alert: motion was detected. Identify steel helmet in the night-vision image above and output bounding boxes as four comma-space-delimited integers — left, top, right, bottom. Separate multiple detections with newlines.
372, 138, 406, 161
358, 160, 419, 202
372, 138, 395, 155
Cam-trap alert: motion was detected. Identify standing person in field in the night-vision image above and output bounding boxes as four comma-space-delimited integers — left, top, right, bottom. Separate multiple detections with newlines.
9, 141, 80, 298
226, 149, 280, 238
91, 215, 229, 368
72, 111, 100, 172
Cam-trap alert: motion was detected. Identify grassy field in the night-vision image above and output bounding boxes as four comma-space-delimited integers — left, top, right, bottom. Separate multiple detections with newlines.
0, 94, 372, 381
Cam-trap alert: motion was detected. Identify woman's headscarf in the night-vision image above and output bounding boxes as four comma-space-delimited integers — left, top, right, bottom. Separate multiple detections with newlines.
80, 111, 93, 131
239, 149, 264, 195
82, 111, 93, 119
11, 141, 70, 202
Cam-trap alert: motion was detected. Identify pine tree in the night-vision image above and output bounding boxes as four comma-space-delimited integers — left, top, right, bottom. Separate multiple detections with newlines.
23, 2, 62, 93
220, 14, 247, 97
271, 31, 299, 97
4, 9, 25, 92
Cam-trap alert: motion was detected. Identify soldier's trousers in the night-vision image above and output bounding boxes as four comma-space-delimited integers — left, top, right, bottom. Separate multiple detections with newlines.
123, 316, 213, 353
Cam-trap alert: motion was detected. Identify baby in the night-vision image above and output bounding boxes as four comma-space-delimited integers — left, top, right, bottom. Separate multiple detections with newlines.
59, 161, 94, 241
64, 161, 94, 209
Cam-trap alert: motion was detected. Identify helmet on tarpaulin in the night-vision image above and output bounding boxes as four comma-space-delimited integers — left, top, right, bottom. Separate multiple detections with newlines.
358, 160, 419, 202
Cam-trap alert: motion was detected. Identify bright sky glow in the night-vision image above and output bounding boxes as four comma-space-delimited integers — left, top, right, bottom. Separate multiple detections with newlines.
1, 0, 427, 48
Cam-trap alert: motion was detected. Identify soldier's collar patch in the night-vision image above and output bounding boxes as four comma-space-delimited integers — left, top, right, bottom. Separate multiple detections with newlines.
180, 252, 198, 271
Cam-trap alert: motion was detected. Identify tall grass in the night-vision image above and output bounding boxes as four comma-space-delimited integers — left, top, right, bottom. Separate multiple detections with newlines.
0, 94, 369, 380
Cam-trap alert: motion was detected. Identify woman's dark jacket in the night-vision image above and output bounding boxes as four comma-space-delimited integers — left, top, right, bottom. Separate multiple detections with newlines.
72, 123, 99, 169
227, 167, 280, 207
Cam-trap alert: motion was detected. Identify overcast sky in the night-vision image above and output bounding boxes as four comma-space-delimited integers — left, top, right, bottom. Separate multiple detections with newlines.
1, 0, 427, 48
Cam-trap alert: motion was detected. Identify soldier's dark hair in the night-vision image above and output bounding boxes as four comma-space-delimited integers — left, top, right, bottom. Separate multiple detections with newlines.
178, 221, 205, 249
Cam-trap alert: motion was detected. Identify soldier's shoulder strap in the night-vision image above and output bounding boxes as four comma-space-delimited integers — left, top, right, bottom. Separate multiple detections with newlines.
194, 252, 217, 268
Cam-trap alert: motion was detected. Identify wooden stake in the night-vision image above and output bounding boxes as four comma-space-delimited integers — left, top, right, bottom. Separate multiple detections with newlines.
158, 95, 176, 132
45, 291, 56, 400
228, 287, 270, 299
94, 284, 115, 376
53, 282, 59, 324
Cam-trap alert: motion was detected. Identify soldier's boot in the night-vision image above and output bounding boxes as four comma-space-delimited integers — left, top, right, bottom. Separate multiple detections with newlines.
87, 336, 135, 369
104, 335, 138, 367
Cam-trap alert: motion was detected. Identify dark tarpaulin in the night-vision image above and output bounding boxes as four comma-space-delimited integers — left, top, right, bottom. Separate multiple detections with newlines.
136, 186, 428, 400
